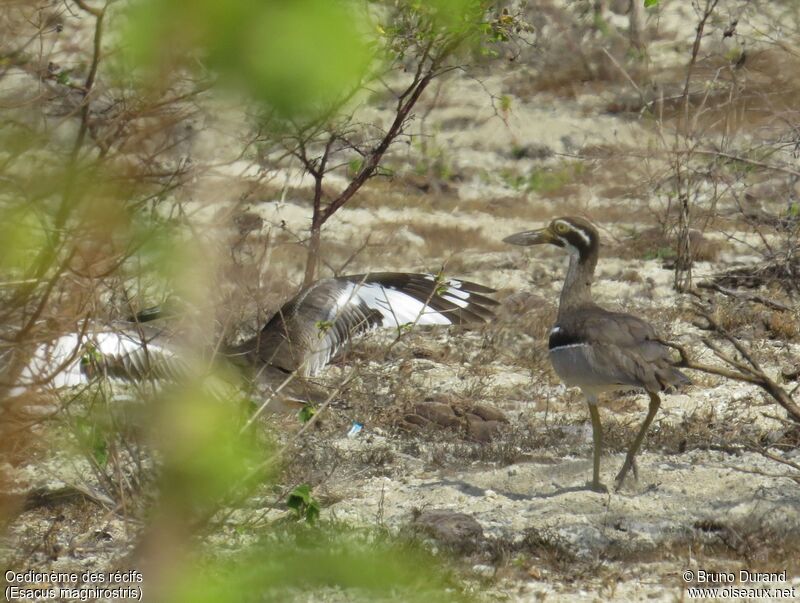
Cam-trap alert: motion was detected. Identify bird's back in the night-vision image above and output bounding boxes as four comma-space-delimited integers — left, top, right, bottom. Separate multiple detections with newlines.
550, 304, 690, 395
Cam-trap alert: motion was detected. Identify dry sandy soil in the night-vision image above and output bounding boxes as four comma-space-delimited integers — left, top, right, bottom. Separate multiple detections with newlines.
3, 1, 800, 601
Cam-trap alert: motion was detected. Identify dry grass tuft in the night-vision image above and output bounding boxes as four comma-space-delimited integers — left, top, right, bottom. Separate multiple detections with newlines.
410, 222, 507, 256
655, 48, 800, 135
765, 310, 799, 341
613, 227, 723, 262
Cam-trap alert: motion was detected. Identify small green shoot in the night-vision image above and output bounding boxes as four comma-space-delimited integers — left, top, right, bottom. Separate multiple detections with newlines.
75, 417, 109, 467
643, 246, 676, 261
397, 322, 414, 335
347, 157, 363, 177
433, 271, 450, 296
315, 320, 333, 339
80, 343, 102, 375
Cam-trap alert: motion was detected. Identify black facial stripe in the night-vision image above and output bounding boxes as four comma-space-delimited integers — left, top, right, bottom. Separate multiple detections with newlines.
564, 230, 589, 248
558, 225, 596, 261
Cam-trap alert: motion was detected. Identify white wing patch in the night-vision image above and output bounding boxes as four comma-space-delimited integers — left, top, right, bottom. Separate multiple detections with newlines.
302, 279, 468, 376
355, 283, 453, 326
441, 294, 469, 308
10, 330, 173, 396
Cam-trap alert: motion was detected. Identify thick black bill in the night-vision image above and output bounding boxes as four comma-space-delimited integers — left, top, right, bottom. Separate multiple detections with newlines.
502, 228, 552, 246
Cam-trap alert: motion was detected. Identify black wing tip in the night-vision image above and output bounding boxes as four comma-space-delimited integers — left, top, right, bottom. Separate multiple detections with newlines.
126, 297, 183, 323
127, 305, 163, 323
349, 272, 497, 293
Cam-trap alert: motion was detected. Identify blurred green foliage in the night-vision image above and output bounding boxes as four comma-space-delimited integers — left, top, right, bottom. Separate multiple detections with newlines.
153, 375, 274, 511
124, 0, 372, 117
123, 0, 502, 120
165, 524, 473, 603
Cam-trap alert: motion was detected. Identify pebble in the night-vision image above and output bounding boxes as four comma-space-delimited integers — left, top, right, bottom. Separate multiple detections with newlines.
472, 564, 495, 578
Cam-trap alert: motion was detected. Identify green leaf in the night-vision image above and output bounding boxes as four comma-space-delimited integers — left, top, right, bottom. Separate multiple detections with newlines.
644, 0, 659, 7
298, 405, 316, 424
287, 484, 321, 524
287, 484, 311, 510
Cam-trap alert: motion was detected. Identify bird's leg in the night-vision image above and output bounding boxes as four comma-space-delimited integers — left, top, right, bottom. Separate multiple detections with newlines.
615, 392, 660, 490
587, 400, 608, 493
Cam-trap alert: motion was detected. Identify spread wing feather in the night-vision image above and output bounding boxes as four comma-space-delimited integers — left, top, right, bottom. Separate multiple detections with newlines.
9, 328, 186, 396
247, 273, 498, 376
12, 273, 499, 392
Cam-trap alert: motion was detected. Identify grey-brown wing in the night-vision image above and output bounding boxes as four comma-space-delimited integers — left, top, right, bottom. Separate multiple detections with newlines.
247, 273, 498, 376
581, 310, 690, 392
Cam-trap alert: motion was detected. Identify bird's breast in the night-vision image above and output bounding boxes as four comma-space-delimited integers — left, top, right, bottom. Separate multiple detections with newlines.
548, 324, 587, 350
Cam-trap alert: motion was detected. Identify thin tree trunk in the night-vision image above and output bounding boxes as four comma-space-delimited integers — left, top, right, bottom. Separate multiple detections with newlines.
629, 0, 645, 51
675, 191, 692, 291
303, 225, 321, 287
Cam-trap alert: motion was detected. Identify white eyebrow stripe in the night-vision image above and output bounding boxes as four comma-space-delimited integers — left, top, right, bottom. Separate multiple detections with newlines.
558, 220, 592, 248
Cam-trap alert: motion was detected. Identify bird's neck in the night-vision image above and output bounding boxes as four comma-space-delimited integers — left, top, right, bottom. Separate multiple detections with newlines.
557, 249, 597, 319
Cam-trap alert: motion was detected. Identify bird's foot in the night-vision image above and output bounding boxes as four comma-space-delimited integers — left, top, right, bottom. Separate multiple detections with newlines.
614, 460, 638, 491
587, 480, 609, 494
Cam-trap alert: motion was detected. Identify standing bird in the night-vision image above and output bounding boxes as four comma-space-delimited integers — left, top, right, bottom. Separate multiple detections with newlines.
9, 272, 498, 404
504, 217, 689, 492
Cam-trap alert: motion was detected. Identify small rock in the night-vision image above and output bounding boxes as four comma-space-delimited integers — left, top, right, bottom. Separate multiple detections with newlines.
781, 364, 800, 381
471, 564, 495, 578
412, 402, 460, 428
467, 418, 505, 443
468, 403, 508, 423
233, 211, 263, 235
413, 510, 484, 554
401, 414, 428, 430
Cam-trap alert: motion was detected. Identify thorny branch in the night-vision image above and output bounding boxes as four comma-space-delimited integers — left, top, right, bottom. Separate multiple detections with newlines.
663, 298, 800, 424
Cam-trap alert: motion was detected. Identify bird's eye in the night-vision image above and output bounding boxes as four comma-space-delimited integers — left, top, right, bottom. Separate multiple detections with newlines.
555, 222, 569, 234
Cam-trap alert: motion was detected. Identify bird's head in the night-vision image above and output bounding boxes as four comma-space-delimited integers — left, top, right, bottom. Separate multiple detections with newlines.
503, 216, 599, 261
